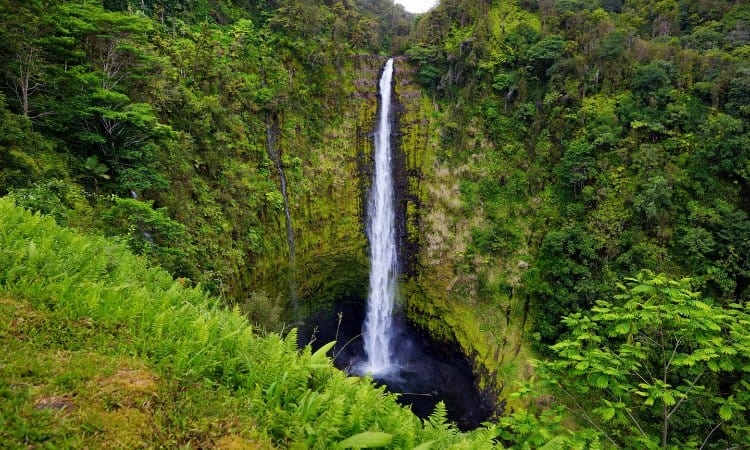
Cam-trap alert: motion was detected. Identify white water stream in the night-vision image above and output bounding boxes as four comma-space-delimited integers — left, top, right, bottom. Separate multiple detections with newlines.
361, 58, 398, 376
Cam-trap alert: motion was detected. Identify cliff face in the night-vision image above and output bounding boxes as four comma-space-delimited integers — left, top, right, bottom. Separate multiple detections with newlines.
388, 59, 533, 413
252, 56, 387, 313
281, 55, 529, 411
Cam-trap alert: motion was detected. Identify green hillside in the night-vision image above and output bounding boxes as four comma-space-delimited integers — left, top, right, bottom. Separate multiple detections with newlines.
0, 198, 501, 448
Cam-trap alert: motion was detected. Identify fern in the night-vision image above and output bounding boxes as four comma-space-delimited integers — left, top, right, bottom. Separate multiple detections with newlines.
428, 401, 450, 430
0, 198, 502, 449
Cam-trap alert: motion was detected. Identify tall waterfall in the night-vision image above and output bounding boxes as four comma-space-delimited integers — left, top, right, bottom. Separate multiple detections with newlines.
361, 58, 397, 375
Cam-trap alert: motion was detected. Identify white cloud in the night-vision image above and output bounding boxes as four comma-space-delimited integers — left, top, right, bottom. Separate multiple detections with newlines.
394, 0, 438, 14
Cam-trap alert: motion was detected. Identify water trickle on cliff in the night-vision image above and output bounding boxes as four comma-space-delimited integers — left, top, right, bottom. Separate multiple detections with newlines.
361, 58, 397, 376
265, 113, 298, 315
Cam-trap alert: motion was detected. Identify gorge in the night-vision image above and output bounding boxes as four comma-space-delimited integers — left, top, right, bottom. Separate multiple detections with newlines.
299, 58, 491, 429
2, 0, 750, 447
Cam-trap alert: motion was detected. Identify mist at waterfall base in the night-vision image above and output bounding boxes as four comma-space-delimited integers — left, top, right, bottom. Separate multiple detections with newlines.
297, 302, 492, 431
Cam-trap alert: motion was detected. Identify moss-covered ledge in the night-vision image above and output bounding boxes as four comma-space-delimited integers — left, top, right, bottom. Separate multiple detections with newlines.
401, 276, 534, 418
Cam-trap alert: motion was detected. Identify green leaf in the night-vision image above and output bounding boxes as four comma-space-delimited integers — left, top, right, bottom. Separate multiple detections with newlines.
662, 390, 676, 406
614, 322, 631, 335
311, 341, 336, 360
594, 375, 609, 388
596, 406, 616, 421
719, 402, 733, 421
540, 435, 571, 450
337, 432, 393, 449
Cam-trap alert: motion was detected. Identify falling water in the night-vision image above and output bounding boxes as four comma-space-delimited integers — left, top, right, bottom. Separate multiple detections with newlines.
361, 58, 397, 376
265, 113, 298, 315
299, 57, 491, 428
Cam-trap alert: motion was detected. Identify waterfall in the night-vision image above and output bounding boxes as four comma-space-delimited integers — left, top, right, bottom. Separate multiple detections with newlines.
265, 113, 298, 315
361, 58, 397, 376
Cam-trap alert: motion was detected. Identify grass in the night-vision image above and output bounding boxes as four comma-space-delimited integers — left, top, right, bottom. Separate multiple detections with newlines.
0, 295, 273, 448
0, 197, 499, 449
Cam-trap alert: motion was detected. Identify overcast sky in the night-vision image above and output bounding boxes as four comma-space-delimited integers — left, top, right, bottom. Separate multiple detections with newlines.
394, 0, 438, 13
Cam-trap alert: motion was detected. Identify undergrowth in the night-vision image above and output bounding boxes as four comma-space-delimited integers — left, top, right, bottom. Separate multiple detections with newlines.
0, 197, 498, 448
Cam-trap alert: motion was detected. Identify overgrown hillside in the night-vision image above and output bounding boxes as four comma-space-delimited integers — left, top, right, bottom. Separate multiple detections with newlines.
0, 198, 502, 448
0, 0, 412, 322
400, 0, 750, 446
408, 0, 750, 345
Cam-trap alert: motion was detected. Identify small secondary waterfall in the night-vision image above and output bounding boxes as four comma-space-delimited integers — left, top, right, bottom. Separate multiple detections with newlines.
265, 113, 298, 314
361, 58, 397, 375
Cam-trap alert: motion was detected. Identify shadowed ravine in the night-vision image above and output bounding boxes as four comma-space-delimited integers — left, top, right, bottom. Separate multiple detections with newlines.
297, 301, 492, 431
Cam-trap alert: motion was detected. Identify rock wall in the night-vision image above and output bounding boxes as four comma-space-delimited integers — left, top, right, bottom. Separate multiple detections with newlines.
391, 58, 534, 415
255, 56, 387, 312
261, 54, 532, 414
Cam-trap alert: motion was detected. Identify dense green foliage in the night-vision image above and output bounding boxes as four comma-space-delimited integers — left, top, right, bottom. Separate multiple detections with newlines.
0, 0, 412, 313
0, 198, 500, 448
402, 0, 750, 446
3, 0, 750, 447
533, 271, 750, 448
407, 0, 750, 347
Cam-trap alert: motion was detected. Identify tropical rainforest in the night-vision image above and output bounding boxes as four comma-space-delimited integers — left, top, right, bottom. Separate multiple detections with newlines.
1, 0, 749, 448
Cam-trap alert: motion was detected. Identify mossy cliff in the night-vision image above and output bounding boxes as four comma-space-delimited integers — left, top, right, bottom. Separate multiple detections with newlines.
388, 58, 534, 415
269, 55, 532, 413
243, 56, 387, 315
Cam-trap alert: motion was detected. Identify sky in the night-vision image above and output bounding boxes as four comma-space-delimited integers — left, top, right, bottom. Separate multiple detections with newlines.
394, 0, 438, 14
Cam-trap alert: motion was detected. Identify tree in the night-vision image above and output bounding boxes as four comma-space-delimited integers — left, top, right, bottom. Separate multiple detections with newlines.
651, 0, 680, 37
728, 67, 750, 117
78, 89, 172, 193
80, 155, 110, 193
693, 112, 750, 182
525, 224, 604, 346
556, 138, 596, 193
102, 197, 187, 274
0, 92, 43, 192
632, 60, 675, 103
578, 95, 622, 149
525, 35, 566, 78
535, 271, 750, 448
677, 201, 750, 299
4, 42, 45, 119
632, 174, 673, 227
0, 0, 49, 119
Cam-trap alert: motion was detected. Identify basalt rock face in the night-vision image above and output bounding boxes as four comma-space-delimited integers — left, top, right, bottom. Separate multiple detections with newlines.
259, 55, 387, 314
391, 58, 424, 278
391, 58, 499, 411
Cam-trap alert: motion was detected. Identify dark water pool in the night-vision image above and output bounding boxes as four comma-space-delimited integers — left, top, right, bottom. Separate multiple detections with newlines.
297, 301, 492, 430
